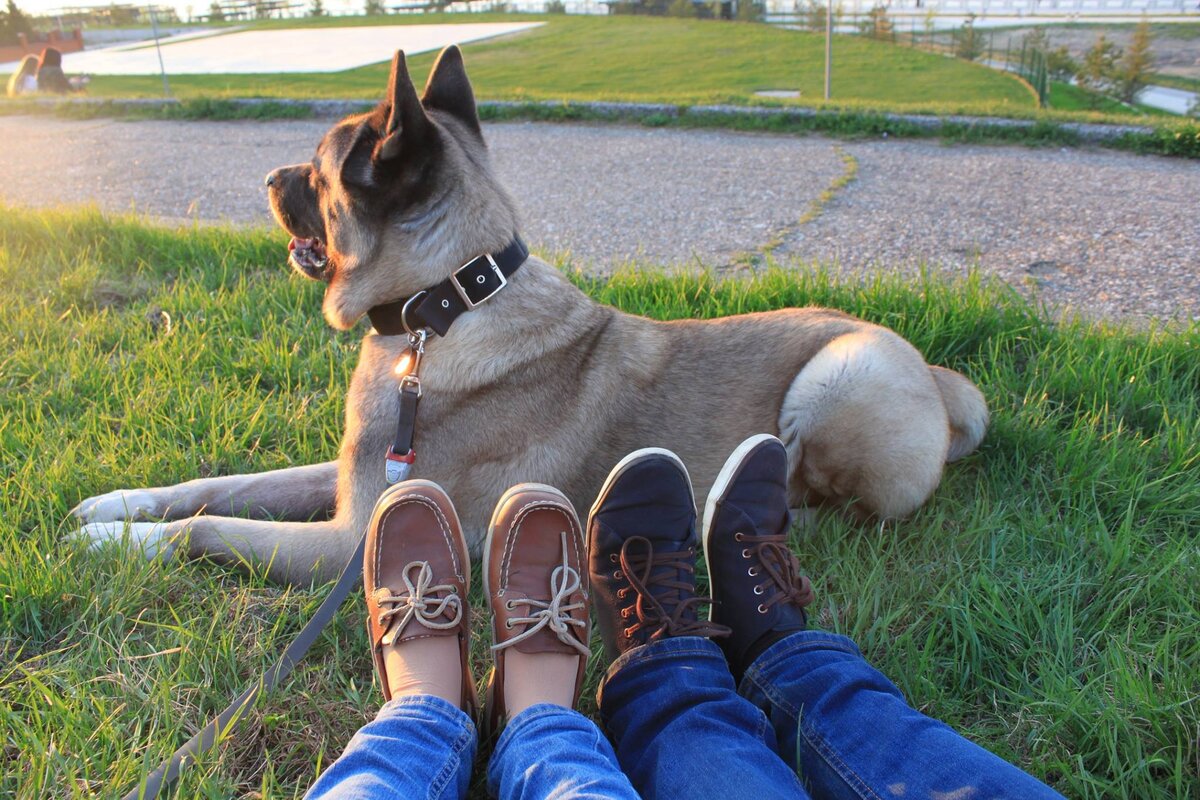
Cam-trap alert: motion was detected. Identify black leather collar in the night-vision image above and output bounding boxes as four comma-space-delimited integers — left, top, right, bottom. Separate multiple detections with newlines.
366, 236, 529, 338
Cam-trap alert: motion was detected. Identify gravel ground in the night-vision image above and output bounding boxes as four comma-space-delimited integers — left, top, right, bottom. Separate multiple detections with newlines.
1, 115, 1196, 323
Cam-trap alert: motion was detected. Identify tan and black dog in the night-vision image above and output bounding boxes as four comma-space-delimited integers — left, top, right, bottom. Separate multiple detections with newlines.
75, 47, 988, 585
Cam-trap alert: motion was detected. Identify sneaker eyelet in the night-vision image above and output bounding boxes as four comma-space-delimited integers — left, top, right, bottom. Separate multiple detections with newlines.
613, 570, 623, 579
609, 554, 618, 563
757, 604, 768, 614
753, 586, 764, 595
617, 589, 628, 600
506, 600, 515, 610
620, 608, 630, 619
741, 548, 751, 559
734, 533, 744, 542
505, 620, 513, 629
748, 567, 759, 577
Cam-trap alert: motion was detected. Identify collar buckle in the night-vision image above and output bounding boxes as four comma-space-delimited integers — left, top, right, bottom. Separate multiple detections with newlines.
451, 253, 506, 311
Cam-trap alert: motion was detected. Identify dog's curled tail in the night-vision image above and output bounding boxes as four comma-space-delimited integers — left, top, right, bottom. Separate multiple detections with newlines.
928, 366, 989, 463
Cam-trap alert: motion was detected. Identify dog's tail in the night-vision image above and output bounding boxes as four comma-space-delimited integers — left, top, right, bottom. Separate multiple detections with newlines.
928, 366, 989, 462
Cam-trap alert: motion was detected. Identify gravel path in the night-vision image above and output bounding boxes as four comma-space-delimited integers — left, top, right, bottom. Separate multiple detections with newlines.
1, 115, 1196, 323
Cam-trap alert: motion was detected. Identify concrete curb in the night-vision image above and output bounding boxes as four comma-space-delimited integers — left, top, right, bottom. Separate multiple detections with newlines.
6, 95, 1164, 144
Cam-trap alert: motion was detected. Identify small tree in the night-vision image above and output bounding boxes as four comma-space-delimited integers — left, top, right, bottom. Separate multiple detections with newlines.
954, 14, 984, 61
859, 4, 892, 42
1117, 17, 1154, 104
365, 0, 385, 14
309, 0, 325, 15
803, 0, 825, 33
208, 1, 225, 21
1045, 45, 1077, 81
545, 0, 567, 11
1076, 33, 1121, 107
2, 0, 32, 46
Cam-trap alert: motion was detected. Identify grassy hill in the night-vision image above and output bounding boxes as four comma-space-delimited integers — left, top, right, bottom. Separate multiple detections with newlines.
71, 15, 1037, 114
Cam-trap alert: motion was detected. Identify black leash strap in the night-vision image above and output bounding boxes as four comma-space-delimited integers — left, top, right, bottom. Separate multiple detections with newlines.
121, 530, 368, 800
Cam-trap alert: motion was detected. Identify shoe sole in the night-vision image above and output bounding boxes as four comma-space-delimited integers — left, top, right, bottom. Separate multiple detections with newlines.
586, 447, 695, 531
700, 433, 782, 622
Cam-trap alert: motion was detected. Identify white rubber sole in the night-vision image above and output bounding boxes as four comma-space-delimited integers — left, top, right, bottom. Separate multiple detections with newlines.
700, 433, 782, 621
585, 447, 695, 532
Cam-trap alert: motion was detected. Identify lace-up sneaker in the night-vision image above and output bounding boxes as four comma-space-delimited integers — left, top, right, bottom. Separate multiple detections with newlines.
484, 484, 591, 734
588, 448, 729, 662
702, 434, 815, 679
364, 479, 476, 715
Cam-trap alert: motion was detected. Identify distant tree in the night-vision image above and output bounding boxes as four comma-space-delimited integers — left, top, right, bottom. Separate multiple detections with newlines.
667, 0, 695, 16
109, 2, 139, 24
859, 4, 892, 42
208, 1, 225, 20
1117, 17, 1154, 103
310, 0, 325, 15
1076, 33, 1121, 107
953, 13, 984, 61
1, 0, 33, 47
922, 6, 934, 37
365, 0, 385, 13
802, 0, 825, 32
735, 0, 761, 21
545, 0, 567, 11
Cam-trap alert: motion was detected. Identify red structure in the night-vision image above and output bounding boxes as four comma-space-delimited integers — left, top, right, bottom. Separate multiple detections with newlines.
0, 29, 84, 64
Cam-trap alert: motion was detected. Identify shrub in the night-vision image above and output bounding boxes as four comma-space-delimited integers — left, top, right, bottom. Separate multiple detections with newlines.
735, 0, 762, 21
954, 14, 985, 61
545, 0, 567, 11
1045, 45, 1077, 81
1117, 17, 1154, 104
859, 4, 892, 41
1076, 33, 1122, 107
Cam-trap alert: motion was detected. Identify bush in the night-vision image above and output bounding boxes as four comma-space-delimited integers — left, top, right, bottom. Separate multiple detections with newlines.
545, 0, 567, 11
1076, 33, 1122, 107
1045, 45, 1077, 81
1117, 17, 1154, 104
0, 0, 33, 48
859, 4, 892, 41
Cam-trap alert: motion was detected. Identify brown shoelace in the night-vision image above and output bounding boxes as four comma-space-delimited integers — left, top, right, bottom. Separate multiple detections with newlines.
736, 531, 815, 613
615, 536, 730, 640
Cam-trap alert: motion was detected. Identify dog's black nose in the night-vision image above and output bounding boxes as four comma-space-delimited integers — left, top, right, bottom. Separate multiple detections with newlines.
264, 170, 279, 187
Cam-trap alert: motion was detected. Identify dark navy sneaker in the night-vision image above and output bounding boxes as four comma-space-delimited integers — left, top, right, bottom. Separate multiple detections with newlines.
588, 448, 730, 663
702, 434, 815, 679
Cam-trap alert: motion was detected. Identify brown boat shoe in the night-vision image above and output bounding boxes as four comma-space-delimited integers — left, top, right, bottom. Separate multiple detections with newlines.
483, 483, 591, 734
364, 479, 477, 717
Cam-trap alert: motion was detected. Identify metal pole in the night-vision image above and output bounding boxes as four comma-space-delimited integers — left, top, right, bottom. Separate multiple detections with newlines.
824, 0, 832, 100
148, 4, 171, 98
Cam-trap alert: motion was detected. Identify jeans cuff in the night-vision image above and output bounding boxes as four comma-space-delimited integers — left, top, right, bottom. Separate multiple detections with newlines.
376, 693, 477, 735
596, 635, 728, 705
493, 703, 586, 760
740, 630, 862, 688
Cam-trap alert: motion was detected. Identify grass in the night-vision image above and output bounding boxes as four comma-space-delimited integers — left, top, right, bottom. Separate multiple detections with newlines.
1, 206, 1198, 799
11, 15, 1036, 113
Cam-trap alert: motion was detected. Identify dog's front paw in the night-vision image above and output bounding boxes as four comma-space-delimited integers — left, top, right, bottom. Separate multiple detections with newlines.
71, 489, 160, 524
74, 521, 178, 561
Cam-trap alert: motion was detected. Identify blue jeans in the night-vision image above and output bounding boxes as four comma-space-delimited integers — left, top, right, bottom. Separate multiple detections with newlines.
599, 632, 1065, 800
304, 695, 639, 800
308, 633, 1064, 800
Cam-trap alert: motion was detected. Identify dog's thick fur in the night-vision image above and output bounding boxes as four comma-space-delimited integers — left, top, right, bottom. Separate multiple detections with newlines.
75, 47, 989, 585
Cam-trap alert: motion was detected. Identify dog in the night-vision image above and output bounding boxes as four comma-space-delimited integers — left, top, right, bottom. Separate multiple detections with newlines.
75, 46, 989, 586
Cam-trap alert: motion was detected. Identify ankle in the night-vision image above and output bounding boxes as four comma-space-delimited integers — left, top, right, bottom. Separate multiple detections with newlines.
502, 651, 579, 716
383, 636, 463, 708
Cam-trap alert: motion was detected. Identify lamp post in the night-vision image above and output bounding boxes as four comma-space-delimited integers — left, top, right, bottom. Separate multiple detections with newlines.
824, 0, 832, 100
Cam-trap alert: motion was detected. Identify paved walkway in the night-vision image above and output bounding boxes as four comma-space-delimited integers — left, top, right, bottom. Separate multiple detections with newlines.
1, 115, 1196, 323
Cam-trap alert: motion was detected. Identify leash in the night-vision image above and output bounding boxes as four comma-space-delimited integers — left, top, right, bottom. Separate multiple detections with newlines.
119, 236, 527, 797
120, 531, 367, 800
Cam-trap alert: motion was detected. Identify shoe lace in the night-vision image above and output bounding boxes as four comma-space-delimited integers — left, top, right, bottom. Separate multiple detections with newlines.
618, 536, 729, 641
738, 532, 815, 613
376, 561, 463, 644
493, 531, 591, 657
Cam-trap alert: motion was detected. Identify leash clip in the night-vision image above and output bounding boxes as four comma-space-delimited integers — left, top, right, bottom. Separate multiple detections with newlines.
386, 328, 427, 484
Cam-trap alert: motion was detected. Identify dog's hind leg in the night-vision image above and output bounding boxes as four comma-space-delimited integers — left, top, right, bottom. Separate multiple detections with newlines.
71, 462, 338, 525
778, 330, 952, 520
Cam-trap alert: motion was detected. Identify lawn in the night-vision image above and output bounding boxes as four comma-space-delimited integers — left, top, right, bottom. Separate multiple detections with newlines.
69, 15, 1037, 114
1, 206, 1198, 799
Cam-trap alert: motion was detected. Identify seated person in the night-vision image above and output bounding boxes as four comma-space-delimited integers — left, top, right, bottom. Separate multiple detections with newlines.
6, 55, 38, 97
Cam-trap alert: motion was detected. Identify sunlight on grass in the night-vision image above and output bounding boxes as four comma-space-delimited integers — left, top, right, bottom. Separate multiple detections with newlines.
1, 206, 1197, 798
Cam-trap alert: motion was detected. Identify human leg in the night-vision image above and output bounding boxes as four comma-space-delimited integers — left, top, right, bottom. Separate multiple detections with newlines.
305, 481, 477, 800
705, 434, 1064, 800
588, 449, 810, 800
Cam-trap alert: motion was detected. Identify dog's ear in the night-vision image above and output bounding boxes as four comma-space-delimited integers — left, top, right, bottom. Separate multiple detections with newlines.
421, 45, 482, 138
377, 50, 432, 163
